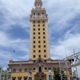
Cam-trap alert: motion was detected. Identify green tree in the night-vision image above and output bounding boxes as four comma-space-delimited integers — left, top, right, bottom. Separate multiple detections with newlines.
53, 67, 67, 80
35, 77, 41, 80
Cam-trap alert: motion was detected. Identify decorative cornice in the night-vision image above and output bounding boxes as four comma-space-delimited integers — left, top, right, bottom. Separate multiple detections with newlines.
30, 18, 48, 21
8, 58, 65, 66
31, 8, 46, 12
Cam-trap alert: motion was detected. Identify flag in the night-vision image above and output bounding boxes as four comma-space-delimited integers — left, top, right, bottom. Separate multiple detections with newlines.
7, 68, 11, 73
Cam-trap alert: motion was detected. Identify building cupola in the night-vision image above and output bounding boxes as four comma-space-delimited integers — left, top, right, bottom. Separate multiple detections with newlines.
35, 0, 42, 8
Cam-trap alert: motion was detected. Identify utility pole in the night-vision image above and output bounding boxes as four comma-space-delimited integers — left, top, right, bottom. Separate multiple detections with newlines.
59, 59, 62, 80
65, 48, 69, 80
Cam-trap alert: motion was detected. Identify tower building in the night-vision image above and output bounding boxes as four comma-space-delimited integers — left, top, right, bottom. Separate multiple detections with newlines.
8, 0, 71, 80
30, 0, 50, 60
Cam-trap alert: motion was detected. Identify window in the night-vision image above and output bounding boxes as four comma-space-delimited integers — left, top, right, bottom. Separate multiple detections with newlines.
24, 68, 27, 72
33, 32, 35, 35
33, 13, 35, 15
33, 41, 35, 43
45, 67, 47, 70
43, 21, 45, 23
39, 50, 41, 53
33, 55, 35, 58
44, 60, 47, 62
38, 41, 40, 43
38, 28, 40, 31
33, 37, 35, 39
39, 55, 41, 58
43, 24, 45, 26
39, 67, 42, 72
38, 36, 40, 39
33, 21, 35, 23
13, 69, 16, 72
44, 55, 46, 57
39, 59, 41, 63
38, 25, 40, 27
29, 77, 32, 80
44, 50, 46, 52
38, 13, 40, 16
48, 67, 51, 70
43, 41, 46, 43
33, 28, 35, 31
38, 21, 40, 23
19, 69, 22, 72
43, 28, 45, 30
33, 68, 35, 70
43, 32, 45, 34
43, 36, 45, 39
33, 25, 35, 27
38, 32, 40, 35
12, 77, 16, 80
38, 45, 41, 48
24, 77, 27, 80
33, 50, 35, 53
33, 45, 35, 48
44, 45, 46, 48
42, 13, 44, 15
18, 77, 22, 80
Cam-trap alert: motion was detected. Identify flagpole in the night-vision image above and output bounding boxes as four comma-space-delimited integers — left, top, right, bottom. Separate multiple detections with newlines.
12, 50, 15, 60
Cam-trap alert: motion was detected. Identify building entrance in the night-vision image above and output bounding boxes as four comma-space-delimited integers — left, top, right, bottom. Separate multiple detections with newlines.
34, 72, 46, 80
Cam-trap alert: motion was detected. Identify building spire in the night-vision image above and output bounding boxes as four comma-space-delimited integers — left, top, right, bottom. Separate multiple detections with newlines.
34, 0, 42, 8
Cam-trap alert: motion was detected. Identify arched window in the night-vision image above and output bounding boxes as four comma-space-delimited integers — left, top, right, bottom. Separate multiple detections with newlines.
39, 67, 42, 72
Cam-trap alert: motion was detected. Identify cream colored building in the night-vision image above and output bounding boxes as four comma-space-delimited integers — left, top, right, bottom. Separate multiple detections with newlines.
8, 0, 71, 80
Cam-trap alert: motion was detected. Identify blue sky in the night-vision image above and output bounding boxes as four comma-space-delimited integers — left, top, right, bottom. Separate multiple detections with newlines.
0, 0, 80, 75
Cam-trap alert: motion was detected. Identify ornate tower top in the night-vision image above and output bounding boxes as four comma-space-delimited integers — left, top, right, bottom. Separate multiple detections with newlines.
30, 0, 48, 21
35, 0, 42, 8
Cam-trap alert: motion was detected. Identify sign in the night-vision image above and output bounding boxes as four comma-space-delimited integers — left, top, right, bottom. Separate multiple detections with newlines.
7, 68, 11, 73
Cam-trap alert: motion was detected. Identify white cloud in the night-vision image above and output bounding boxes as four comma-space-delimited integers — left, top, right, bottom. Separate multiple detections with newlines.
50, 33, 80, 59
0, 0, 35, 30
0, 31, 29, 51
0, 50, 12, 68
43, 0, 80, 32
0, 31, 29, 60
0, 31, 29, 68
0, 0, 80, 31
0, 31, 9, 46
